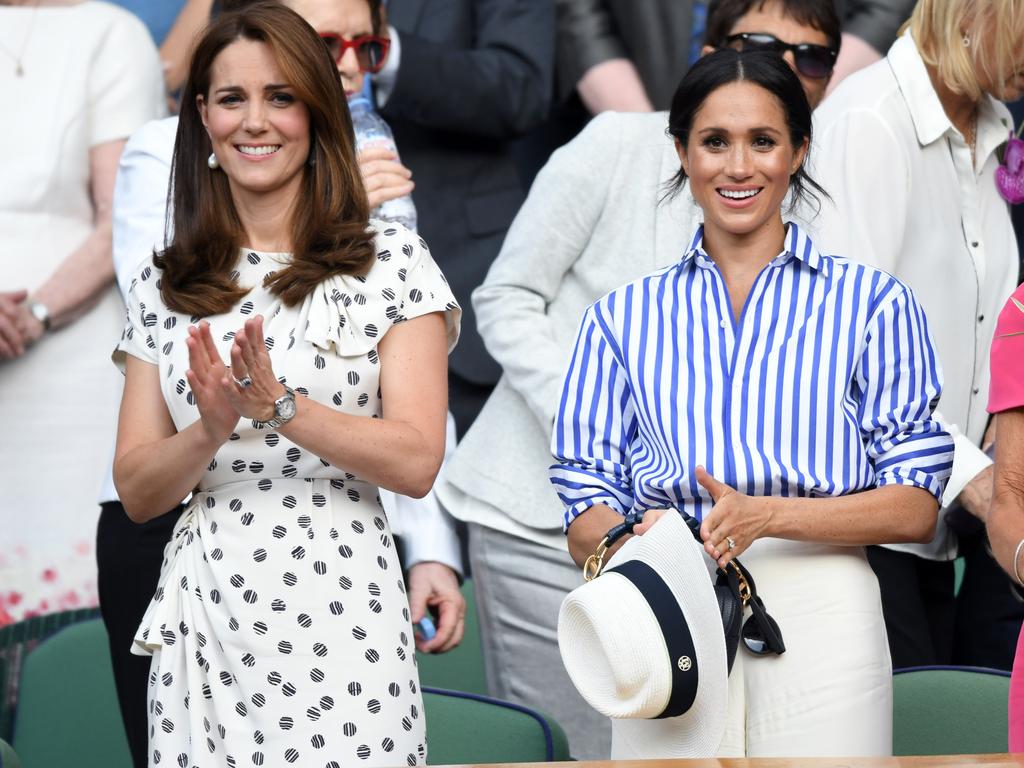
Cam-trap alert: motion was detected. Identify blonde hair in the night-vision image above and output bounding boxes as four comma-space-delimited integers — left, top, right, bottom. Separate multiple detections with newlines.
903, 0, 1024, 101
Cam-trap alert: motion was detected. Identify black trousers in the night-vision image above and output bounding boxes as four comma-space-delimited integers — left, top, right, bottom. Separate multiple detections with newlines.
95, 501, 180, 768
867, 534, 1024, 670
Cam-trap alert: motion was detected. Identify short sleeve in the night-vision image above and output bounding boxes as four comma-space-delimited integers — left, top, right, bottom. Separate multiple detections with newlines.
112, 263, 161, 372
86, 8, 166, 148
989, 284, 1024, 414
390, 226, 462, 352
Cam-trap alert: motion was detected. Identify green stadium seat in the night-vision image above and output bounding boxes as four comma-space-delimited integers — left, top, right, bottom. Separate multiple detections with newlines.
10, 613, 569, 766
11, 619, 132, 768
0, 736, 22, 768
893, 666, 1010, 755
422, 687, 570, 764
0, 608, 101, 743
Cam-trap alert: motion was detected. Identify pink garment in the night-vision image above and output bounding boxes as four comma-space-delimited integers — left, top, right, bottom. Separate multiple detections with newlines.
1011, 626, 1024, 751
989, 284, 1024, 414
993, 284, 1024, 751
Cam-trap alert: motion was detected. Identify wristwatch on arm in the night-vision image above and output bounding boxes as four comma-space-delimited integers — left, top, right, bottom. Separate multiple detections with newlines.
27, 300, 51, 332
258, 385, 297, 429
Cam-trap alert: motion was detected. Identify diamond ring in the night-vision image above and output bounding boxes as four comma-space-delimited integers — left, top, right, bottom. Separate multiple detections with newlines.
233, 375, 253, 389
726, 536, 736, 551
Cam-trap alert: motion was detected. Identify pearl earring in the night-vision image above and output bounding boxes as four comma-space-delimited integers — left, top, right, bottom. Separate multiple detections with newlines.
208, 152, 219, 170
962, 33, 971, 47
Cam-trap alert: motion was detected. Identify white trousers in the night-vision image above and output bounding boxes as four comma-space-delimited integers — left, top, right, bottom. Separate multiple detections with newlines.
716, 538, 892, 757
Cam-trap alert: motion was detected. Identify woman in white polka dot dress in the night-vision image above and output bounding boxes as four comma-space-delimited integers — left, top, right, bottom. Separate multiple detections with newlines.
112, 6, 459, 767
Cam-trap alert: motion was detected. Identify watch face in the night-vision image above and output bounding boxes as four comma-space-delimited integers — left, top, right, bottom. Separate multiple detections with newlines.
276, 392, 297, 421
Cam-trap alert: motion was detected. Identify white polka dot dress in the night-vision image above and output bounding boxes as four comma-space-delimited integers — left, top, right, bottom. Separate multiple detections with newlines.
114, 223, 461, 768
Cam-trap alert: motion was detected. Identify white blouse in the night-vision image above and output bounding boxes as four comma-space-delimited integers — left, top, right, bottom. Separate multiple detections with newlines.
805, 31, 1018, 559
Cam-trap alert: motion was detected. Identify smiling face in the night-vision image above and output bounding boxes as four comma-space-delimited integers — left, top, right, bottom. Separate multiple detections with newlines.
284, 0, 376, 97
197, 38, 311, 205
714, 0, 833, 108
678, 80, 807, 243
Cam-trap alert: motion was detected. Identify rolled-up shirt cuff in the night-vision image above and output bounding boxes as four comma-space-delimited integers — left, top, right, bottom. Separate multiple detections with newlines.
559, 495, 631, 533
875, 467, 947, 503
940, 432, 993, 508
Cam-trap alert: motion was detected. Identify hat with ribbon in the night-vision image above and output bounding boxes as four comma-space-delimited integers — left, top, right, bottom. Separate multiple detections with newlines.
557, 512, 728, 758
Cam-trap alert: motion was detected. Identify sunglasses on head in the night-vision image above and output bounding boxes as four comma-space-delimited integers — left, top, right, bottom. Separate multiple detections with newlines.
724, 32, 837, 80
319, 33, 390, 73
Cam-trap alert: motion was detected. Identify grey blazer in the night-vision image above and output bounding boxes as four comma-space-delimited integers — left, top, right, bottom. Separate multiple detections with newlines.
436, 111, 700, 532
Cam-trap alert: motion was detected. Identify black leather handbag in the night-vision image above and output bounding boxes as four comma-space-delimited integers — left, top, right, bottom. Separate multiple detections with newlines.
679, 512, 785, 672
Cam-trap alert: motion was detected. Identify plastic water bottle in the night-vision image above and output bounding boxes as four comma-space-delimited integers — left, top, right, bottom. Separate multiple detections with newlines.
348, 95, 418, 232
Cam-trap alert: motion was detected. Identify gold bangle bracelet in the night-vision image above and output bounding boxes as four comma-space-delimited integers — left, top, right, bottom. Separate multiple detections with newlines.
1013, 538, 1024, 586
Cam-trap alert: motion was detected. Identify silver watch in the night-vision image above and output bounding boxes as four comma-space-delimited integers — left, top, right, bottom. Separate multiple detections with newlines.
27, 300, 51, 331
260, 385, 297, 429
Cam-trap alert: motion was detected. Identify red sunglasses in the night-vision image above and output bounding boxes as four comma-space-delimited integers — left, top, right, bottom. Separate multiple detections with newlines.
319, 33, 391, 73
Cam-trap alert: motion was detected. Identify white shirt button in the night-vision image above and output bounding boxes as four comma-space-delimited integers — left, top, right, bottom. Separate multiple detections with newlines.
720, 320, 728, 329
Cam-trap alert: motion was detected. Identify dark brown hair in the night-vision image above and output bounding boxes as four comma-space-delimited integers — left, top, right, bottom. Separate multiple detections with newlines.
156, 2, 373, 316
663, 49, 829, 213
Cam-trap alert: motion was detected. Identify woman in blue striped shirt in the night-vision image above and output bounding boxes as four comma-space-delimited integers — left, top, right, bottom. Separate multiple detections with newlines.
551, 49, 954, 757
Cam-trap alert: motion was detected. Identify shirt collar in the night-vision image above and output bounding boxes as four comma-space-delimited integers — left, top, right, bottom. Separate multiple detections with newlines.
889, 30, 1014, 157
977, 96, 1015, 168
887, 31, 951, 147
682, 222, 829, 276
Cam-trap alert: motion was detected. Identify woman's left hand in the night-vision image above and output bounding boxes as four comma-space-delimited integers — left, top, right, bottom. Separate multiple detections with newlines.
223, 315, 286, 422
696, 466, 773, 567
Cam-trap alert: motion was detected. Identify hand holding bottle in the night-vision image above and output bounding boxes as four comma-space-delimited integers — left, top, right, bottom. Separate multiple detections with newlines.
348, 95, 418, 231
357, 146, 415, 209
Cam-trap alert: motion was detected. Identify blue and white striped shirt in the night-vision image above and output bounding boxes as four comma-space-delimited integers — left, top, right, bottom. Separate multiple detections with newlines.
550, 224, 954, 530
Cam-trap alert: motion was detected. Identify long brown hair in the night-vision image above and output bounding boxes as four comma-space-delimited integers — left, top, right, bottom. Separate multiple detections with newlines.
156, 2, 374, 316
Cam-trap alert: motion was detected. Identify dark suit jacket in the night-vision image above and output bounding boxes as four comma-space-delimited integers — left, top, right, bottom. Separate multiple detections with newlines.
381, 0, 555, 387
836, 0, 916, 54
555, 0, 695, 111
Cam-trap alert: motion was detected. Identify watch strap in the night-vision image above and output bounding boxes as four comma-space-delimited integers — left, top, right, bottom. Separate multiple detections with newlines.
27, 300, 51, 331
258, 385, 296, 429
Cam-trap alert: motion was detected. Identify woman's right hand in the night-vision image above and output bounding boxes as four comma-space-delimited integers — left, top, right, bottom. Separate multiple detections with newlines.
357, 147, 414, 209
0, 289, 29, 358
631, 508, 669, 535
186, 321, 239, 444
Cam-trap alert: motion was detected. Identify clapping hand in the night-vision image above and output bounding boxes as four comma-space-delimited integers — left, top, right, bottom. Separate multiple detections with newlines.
223, 315, 285, 422
186, 321, 240, 443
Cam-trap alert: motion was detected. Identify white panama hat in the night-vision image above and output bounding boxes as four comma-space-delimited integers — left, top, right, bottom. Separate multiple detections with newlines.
557, 511, 729, 759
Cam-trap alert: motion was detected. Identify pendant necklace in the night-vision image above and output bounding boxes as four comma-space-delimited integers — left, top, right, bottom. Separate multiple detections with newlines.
0, 1, 40, 78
